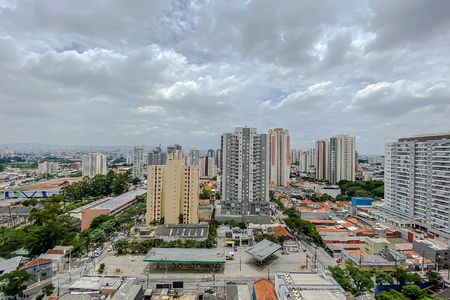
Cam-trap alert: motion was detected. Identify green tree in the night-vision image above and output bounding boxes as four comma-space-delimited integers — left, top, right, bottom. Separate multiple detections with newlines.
392, 268, 409, 286
0, 270, 31, 297
90, 214, 112, 230
401, 285, 422, 300
320, 194, 333, 201
407, 273, 422, 286
199, 189, 211, 199
269, 190, 275, 201
425, 270, 442, 285
375, 271, 394, 285
36, 283, 55, 300
376, 290, 408, 300
26, 202, 77, 255
347, 265, 375, 296
329, 266, 353, 293
335, 194, 350, 201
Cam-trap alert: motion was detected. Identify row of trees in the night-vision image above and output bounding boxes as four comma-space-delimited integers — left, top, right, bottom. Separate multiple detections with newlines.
1, 194, 145, 258
338, 180, 384, 199
60, 170, 130, 202
281, 206, 322, 244
0, 201, 79, 257
72, 201, 145, 254
330, 265, 443, 299
114, 210, 219, 254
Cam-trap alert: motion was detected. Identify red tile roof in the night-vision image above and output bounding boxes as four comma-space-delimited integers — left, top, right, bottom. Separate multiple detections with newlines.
274, 226, 294, 238
46, 249, 65, 255
254, 278, 277, 300
20, 258, 52, 270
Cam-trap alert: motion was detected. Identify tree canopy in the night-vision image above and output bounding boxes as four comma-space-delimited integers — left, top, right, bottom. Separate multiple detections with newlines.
0, 270, 31, 297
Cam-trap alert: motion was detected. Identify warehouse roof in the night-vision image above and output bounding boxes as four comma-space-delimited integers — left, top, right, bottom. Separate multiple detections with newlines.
245, 239, 281, 262
144, 248, 225, 264
92, 189, 146, 211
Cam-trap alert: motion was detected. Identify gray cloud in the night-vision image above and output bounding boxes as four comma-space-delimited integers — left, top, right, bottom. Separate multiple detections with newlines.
1, 0, 450, 153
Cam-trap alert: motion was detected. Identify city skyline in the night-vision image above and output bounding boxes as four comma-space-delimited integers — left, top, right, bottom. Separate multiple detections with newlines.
1, 1, 449, 154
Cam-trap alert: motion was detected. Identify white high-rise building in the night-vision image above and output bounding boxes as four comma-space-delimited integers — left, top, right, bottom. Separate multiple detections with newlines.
82, 153, 107, 177
186, 149, 200, 166
385, 133, 450, 238
268, 128, 291, 187
220, 127, 270, 223
132, 145, 145, 180
37, 161, 59, 174
299, 150, 308, 173
315, 139, 329, 181
329, 135, 356, 184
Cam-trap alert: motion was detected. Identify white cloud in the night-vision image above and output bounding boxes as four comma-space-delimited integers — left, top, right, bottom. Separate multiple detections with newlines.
0, 0, 449, 153
136, 106, 164, 114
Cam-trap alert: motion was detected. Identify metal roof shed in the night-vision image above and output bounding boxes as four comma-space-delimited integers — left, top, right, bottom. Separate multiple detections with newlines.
245, 239, 281, 263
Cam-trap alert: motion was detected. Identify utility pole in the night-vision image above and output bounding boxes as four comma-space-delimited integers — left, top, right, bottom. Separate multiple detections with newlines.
240, 257, 242, 272
314, 246, 318, 269
422, 250, 425, 273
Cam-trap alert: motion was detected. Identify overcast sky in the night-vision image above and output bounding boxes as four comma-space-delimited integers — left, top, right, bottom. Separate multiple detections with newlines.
1, 0, 449, 154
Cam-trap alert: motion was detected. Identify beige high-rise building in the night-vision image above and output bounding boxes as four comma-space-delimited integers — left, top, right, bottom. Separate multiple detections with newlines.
268, 128, 290, 187
146, 158, 199, 225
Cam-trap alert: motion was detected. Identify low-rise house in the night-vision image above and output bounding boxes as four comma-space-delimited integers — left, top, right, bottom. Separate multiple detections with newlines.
283, 240, 299, 253
365, 238, 393, 254
20, 258, 53, 282
341, 249, 406, 271
0, 256, 25, 276
413, 239, 450, 268
69, 276, 123, 297
226, 283, 252, 300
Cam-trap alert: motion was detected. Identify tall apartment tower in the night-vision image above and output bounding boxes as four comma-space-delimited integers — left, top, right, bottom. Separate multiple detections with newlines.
268, 128, 291, 187
220, 127, 270, 223
215, 149, 223, 171
290, 149, 301, 165
315, 139, 330, 181
329, 135, 356, 184
300, 150, 308, 173
38, 161, 59, 174
132, 145, 145, 180
186, 149, 200, 166
82, 153, 107, 177
167, 144, 182, 154
148, 146, 167, 166
199, 155, 217, 178
146, 158, 199, 225
385, 133, 450, 237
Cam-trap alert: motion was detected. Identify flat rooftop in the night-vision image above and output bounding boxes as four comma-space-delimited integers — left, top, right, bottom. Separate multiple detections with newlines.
275, 272, 346, 300
91, 189, 146, 211
144, 248, 225, 264
155, 224, 209, 238
245, 239, 281, 262
226, 284, 252, 300
398, 133, 450, 142
69, 276, 122, 292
